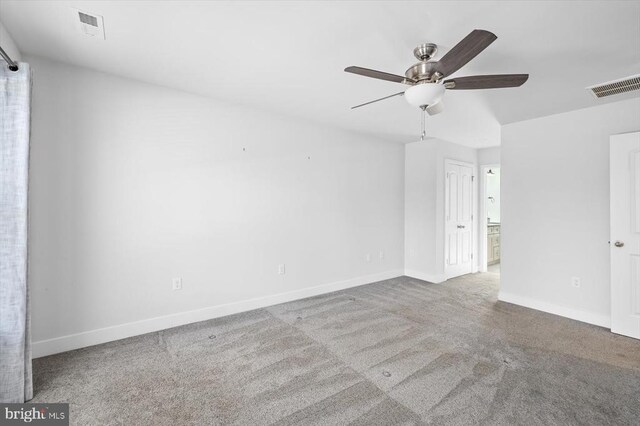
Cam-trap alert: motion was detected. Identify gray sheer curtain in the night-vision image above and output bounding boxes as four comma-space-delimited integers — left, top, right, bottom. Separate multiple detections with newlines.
0, 62, 32, 403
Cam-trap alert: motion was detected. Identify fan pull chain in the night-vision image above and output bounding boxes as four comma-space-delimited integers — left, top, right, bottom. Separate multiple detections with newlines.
420, 106, 426, 141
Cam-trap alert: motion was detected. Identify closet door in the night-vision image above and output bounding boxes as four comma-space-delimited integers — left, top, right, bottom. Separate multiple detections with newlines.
445, 161, 475, 278
610, 132, 640, 339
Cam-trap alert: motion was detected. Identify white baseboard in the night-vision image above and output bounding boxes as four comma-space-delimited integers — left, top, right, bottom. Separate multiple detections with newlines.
404, 269, 447, 284
498, 291, 611, 329
32, 269, 404, 358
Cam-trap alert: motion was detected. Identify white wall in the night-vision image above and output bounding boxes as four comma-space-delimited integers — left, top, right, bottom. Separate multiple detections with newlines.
404, 138, 477, 282
500, 97, 640, 327
26, 55, 405, 356
0, 21, 21, 62
477, 147, 500, 166
404, 141, 439, 281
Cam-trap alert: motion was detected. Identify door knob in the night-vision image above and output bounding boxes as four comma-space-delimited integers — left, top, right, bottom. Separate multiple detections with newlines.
457, 225, 466, 229
614, 241, 624, 248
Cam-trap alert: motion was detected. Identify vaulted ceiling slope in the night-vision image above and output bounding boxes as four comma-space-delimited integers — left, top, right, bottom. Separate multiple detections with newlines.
1, 1, 639, 147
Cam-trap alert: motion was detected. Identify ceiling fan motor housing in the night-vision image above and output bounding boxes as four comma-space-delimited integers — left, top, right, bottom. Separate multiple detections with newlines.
406, 44, 441, 82
405, 61, 440, 82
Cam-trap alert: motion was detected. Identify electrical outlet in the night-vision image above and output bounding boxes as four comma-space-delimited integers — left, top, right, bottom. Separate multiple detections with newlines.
379, 250, 385, 260
172, 277, 182, 291
365, 253, 371, 262
278, 264, 286, 275
571, 276, 581, 288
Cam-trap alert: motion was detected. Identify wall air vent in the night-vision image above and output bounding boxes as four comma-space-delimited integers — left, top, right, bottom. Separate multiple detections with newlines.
586, 74, 640, 99
70, 8, 105, 40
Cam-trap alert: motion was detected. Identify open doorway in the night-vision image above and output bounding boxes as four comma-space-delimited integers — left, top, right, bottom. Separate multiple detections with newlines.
480, 165, 500, 274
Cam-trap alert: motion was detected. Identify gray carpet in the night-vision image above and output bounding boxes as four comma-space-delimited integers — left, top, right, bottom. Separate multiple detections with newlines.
32, 274, 640, 425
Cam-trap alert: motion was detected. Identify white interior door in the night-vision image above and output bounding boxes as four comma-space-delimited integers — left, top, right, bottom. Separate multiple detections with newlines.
610, 132, 640, 339
445, 161, 474, 278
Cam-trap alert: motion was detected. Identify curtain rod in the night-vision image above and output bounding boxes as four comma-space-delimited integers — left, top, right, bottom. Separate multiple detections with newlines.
0, 45, 19, 72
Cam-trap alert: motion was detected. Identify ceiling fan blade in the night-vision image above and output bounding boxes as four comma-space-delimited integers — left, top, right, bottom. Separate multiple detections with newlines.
426, 100, 444, 116
351, 91, 405, 109
444, 74, 529, 90
345, 66, 415, 85
434, 30, 497, 77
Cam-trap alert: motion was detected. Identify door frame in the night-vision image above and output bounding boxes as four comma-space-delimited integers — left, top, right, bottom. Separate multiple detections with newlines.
443, 158, 478, 279
479, 163, 500, 273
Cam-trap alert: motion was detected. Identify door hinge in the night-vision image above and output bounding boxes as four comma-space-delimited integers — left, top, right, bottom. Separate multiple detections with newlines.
471, 253, 474, 259
472, 175, 475, 182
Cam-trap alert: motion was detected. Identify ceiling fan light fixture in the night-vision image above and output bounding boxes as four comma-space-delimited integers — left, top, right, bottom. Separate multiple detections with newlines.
404, 83, 445, 108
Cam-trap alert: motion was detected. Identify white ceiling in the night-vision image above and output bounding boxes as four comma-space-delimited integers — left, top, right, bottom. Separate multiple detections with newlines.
1, 1, 639, 147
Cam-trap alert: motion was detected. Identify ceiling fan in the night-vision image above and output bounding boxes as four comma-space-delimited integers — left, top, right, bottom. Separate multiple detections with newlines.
345, 29, 529, 121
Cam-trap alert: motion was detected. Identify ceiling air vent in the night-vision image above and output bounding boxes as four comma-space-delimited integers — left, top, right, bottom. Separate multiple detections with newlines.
586, 74, 640, 99
70, 8, 105, 39
78, 12, 98, 27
